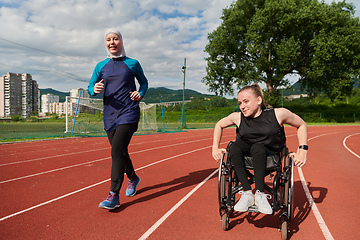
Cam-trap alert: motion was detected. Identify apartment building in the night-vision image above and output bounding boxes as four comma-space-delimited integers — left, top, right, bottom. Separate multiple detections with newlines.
70, 88, 90, 102
41, 93, 59, 114
49, 102, 67, 116
0, 72, 39, 118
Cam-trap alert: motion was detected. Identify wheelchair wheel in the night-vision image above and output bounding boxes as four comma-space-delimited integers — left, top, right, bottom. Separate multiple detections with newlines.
281, 155, 294, 240
281, 221, 288, 240
285, 155, 295, 221
218, 151, 234, 231
221, 213, 229, 231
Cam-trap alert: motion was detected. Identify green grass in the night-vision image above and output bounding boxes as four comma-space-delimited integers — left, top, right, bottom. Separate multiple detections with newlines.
1, 121, 359, 143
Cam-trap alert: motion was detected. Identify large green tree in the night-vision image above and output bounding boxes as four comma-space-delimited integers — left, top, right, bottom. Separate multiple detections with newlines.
203, 0, 360, 105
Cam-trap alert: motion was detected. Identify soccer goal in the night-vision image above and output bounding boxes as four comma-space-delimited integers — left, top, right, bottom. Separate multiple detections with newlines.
138, 102, 158, 131
65, 96, 157, 134
65, 96, 104, 134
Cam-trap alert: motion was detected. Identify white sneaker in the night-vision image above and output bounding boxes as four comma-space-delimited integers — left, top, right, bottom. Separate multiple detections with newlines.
255, 190, 273, 214
234, 191, 254, 212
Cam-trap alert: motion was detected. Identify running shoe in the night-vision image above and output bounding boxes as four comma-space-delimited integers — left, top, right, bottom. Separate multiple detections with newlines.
98, 191, 120, 210
255, 190, 273, 214
126, 175, 141, 197
234, 190, 255, 212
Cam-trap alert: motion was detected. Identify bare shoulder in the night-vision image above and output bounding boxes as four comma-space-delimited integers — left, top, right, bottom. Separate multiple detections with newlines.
274, 108, 292, 126
274, 108, 305, 127
274, 108, 291, 117
217, 112, 241, 128
229, 112, 241, 126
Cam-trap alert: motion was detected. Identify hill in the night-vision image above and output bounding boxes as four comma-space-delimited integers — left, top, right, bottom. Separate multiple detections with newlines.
282, 81, 307, 96
39, 87, 215, 103
39, 88, 70, 102
141, 87, 215, 103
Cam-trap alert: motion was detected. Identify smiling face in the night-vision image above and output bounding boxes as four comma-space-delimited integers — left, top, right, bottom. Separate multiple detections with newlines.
105, 32, 121, 56
238, 89, 263, 118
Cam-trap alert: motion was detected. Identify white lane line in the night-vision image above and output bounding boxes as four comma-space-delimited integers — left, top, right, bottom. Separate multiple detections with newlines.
138, 169, 218, 240
0, 157, 110, 184
0, 145, 211, 222
297, 132, 339, 240
0, 139, 213, 184
0, 179, 109, 222
0, 148, 109, 167
298, 168, 334, 240
343, 133, 360, 158
0, 137, 214, 167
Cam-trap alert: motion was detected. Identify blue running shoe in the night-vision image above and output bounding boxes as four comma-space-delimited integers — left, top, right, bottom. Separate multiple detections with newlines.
98, 191, 120, 210
126, 175, 141, 197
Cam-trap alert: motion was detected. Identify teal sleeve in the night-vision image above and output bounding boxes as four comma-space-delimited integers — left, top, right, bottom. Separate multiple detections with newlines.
88, 59, 109, 97
134, 61, 148, 98
124, 57, 148, 98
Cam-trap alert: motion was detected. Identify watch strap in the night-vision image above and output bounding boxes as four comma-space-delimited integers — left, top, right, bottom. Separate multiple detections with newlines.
299, 145, 308, 150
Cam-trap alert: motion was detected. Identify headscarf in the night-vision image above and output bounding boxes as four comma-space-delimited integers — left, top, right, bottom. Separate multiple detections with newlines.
104, 28, 126, 59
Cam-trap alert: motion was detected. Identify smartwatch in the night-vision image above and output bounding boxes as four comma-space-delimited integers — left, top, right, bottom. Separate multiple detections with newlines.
299, 145, 308, 150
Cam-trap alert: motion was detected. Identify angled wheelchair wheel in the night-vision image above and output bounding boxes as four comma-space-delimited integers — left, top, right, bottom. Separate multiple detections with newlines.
221, 212, 229, 231
281, 154, 294, 240
218, 151, 234, 231
286, 155, 295, 221
281, 220, 288, 240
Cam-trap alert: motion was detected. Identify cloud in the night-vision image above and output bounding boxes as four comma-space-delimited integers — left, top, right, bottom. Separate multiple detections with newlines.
0, 0, 234, 95
0, 0, 359, 97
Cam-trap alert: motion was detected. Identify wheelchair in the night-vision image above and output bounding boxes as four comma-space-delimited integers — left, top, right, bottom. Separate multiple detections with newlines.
218, 141, 294, 240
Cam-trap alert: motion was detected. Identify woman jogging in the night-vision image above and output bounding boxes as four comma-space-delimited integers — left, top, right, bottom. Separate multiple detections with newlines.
88, 28, 148, 210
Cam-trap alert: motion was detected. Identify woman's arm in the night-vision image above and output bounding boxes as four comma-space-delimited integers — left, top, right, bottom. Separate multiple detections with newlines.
275, 108, 308, 167
212, 112, 240, 161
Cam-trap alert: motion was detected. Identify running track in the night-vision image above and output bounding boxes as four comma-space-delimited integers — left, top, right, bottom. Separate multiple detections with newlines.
0, 125, 359, 239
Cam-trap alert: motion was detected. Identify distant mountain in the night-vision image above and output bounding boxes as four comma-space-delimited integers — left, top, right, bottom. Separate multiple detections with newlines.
142, 87, 215, 103
282, 80, 358, 96
39, 87, 215, 103
39, 88, 69, 102
282, 81, 307, 96
40, 80, 358, 104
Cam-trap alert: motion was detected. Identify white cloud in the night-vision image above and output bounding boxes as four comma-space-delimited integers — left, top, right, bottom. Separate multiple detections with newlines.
0, 0, 234, 95
0, 0, 359, 98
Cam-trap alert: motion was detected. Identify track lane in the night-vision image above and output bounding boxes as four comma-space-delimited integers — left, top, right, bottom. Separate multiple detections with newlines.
0, 131, 226, 239
297, 126, 360, 240
1, 126, 359, 239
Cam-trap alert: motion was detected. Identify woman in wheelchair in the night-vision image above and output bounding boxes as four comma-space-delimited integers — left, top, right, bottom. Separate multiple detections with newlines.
212, 84, 308, 214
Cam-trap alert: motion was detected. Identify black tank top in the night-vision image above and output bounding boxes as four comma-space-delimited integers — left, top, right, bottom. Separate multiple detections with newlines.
236, 108, 286, 152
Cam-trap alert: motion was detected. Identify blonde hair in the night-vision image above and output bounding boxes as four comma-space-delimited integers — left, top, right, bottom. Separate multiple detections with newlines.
238, 84, 266, 109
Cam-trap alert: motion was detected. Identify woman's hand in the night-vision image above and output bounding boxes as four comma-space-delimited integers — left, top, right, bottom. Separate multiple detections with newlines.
130, 91, 141, 101
289, 149, 307, 168
94, 79, 104, 94
212, 147, 227, 163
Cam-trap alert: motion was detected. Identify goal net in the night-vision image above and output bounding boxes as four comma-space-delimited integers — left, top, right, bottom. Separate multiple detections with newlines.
138, 102, 158, 131
65, 96, 157, 135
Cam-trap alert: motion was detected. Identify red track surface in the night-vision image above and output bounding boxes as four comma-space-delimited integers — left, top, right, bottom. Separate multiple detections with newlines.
0, 125, 359, 239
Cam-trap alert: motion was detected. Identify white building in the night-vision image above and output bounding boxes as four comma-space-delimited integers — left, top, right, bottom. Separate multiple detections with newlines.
49, 102, 67, 116
70, 88, 90, 103
41, 93, 59, 114
0, 72, 39, 118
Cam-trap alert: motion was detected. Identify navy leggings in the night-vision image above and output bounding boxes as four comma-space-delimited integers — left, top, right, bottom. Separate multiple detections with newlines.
229, 138, 275, 192
107, 123, 138, 195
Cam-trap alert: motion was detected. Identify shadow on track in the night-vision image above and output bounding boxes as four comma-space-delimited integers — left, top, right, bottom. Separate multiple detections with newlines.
111, 167, 218, 212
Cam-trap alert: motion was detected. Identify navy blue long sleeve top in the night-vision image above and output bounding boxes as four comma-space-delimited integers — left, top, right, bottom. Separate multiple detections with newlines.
88, 57, 148, 132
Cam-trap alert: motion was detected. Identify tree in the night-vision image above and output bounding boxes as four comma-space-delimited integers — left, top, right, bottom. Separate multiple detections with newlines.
203, 0, 360, 105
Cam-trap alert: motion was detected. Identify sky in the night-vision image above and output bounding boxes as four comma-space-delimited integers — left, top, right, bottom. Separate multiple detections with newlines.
0, 0, 359, 98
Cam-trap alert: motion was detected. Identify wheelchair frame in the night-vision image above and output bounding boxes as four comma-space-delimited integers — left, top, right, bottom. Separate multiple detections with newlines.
218, 141, 294, 240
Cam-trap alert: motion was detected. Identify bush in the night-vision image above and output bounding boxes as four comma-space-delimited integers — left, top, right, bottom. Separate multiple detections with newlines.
12, 115, 22, 122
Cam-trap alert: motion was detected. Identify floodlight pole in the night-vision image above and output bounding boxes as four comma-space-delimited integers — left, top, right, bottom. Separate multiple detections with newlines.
181, 58, 187, 129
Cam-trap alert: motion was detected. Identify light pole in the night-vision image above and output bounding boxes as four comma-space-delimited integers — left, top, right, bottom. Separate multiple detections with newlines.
181, 58, 187, 129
